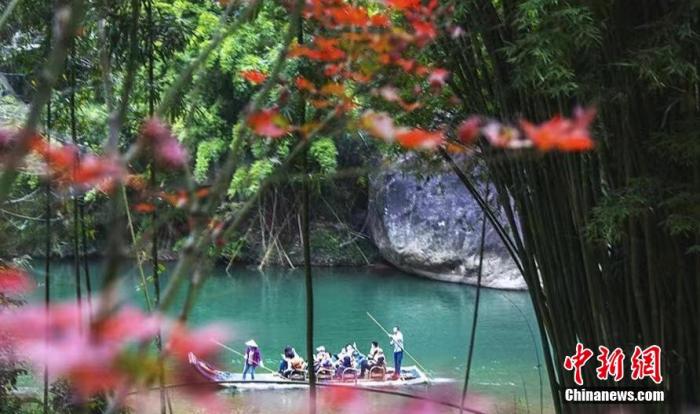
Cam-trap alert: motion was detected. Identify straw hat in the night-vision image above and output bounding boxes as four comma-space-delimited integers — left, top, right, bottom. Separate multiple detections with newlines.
245, 339, 258, 348
316, 346, 326, 352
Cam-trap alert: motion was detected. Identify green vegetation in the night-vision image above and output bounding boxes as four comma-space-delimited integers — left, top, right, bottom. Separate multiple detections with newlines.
0, 0, 371, 263
1, 0, 698, 413
442, 0, 700, 410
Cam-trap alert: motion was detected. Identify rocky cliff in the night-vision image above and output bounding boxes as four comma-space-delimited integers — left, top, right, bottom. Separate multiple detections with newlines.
368, 155, 526, 290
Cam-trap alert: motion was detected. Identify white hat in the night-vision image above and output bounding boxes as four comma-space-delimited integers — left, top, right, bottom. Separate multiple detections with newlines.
316, 346, 326, 352
245, 339, 258, 348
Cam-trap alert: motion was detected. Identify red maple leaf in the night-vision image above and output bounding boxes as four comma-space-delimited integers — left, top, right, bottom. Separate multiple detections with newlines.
133, 203, 156, 214
395, 128, 444, 150
385, 0, 421, 11
520, 107, 596, 152
240, 70, 267, 85
457, 116, 482, 145
247, 109, 290, 138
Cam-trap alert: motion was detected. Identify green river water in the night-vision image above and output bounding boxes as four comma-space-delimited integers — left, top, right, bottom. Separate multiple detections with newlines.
28, 261, 552, 413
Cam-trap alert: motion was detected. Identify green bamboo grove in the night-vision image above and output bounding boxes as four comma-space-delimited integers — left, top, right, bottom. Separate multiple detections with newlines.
442, 1, 700, 412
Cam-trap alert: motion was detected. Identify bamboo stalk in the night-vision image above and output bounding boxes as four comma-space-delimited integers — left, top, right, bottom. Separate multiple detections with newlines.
460, 194, 487, 413
42, 93, 52, 414
440, 2, 700, 409
69, 47, 83, 319
144, 0, 167, 410
295, 11, 317, 412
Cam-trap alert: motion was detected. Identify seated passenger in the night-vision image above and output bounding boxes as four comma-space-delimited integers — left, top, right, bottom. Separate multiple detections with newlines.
288, 351, 306, 374
335, 354, 355, 378
338, 344, 353, 359
314, 346, 333, 373
333, 344, 350, 366
278, 346, 295, 375
360, 341, 386, 377
352, 346, 366, 368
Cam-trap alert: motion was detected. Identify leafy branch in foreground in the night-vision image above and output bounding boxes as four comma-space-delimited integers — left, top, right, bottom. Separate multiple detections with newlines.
0, 0, 599, 412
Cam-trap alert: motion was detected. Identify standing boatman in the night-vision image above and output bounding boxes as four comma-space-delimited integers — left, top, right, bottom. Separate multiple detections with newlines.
242, 339, 261, 381
389, 326, 404, 380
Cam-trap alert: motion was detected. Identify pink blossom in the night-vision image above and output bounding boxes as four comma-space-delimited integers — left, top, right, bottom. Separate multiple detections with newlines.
157, 138, 189, 167
0, 299, 230, 410
24, 336, 127, 396
94, 306, 162, 343
0, 267, 34, 295
428, 68, 450, 88
378, 86, 401, 103
450, 25, 466, 39
311, 386, 493, 414
0, 303, 124, 395
457, 116, 482, 145
317, 387, 366, 413
0, 129, 15, 151
164, 323, 231, 412
360, 110, 396, 142
166, 323, 229, 360
139, 118, 189, 168
0, 302, 81, 341
481, 121, 530, 149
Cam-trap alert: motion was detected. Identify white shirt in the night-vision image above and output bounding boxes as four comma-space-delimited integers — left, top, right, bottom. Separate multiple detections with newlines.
390, 331, 404, 353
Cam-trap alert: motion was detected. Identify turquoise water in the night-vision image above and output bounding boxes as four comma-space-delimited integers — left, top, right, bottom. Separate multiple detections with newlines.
30, 261, 551, 412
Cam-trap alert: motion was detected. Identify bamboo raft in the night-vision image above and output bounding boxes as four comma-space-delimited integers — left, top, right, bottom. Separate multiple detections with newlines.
188, 353, 431, 390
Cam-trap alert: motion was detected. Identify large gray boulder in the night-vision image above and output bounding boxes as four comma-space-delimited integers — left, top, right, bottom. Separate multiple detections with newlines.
368, 155, 526, 290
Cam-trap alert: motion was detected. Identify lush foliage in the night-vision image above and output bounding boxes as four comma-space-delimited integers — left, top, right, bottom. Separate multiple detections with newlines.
440, 0, 700, 411
6, 0, 694, 413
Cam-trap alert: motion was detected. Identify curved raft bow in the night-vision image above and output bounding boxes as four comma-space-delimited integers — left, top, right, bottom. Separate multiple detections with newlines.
188, 353, 430, 390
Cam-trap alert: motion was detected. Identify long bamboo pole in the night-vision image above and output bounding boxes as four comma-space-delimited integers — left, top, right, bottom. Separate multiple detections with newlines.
365, 312, 431, 378
210, 339, 276, 374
